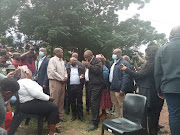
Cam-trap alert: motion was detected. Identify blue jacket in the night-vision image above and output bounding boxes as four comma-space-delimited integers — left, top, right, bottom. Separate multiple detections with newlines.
36, 57, 49, 86
110, 58, 131, 93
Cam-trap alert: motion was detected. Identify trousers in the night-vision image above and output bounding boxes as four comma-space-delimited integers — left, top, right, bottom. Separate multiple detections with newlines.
69, 84, 83, 117
49, 80, 65, 118
164, 93, 180, 135
88, 84, 103, 126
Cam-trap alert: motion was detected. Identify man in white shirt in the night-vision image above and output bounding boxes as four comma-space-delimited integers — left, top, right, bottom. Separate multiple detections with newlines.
66, 57, 85, 122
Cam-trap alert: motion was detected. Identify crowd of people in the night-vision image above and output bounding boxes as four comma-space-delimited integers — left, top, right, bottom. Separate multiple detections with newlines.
1, 25, 180, 135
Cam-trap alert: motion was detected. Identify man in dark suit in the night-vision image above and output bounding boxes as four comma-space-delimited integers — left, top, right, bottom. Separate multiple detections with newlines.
34, 48, 49, 95
82, 50, 104, 131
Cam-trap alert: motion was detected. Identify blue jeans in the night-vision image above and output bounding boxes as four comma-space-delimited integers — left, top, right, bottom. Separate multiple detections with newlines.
164, 93, 180, 135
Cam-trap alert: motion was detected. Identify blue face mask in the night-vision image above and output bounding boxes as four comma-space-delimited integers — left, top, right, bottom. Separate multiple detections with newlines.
39, 51, 44, 57
112, 54, 117, 60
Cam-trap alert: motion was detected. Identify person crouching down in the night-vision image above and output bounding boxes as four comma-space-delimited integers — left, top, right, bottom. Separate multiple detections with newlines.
17, 70, 60, 135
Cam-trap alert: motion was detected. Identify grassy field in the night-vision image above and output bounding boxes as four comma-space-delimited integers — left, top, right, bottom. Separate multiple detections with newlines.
15, 89, 114, 135
14, 89, 171, 135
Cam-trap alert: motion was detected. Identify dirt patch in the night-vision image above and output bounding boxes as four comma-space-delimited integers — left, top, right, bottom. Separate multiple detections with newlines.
159, 102, 170, 134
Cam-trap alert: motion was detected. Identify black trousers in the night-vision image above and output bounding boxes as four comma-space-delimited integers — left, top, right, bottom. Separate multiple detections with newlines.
88, 84, 103, 126
85, 82, 90, 112
20, 99, 60, 124
64, 83, 70, 113
69, 84, 83, 117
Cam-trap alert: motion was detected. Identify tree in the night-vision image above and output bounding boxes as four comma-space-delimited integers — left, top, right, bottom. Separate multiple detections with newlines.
0, 0, 18, 35
102, 18, 167, 59
1, 0, 167, 60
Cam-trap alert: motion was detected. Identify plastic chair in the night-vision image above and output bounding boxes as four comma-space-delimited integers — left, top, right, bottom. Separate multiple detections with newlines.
101, 93, 147, 135
8, 94, 44, 135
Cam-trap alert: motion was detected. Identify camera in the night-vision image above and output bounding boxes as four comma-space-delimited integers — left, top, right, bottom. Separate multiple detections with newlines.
132, 55, 138, 61
129, 52, 137, 61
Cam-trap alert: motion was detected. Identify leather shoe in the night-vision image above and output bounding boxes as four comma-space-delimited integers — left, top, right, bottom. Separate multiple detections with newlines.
158, 129, 168, 134
71, 116, 76, 121
86, 125, 98, 131
59, 117, 67, 122
78, 116, 84, 122
158, 124, 164, 129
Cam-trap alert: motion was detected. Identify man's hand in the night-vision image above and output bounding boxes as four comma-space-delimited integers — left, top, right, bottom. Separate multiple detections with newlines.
34, 76, 38, 80
61, 77, 67, 83
134, 52, 139, 57
7, 72, 15, 78
82, 60, 88, 66
120, 90, 125, 96
42, 85, 47, 89
120, 64, 127, 71
80, 74, 84, 79
49, 97, 55, 102
158, 93, 164, 99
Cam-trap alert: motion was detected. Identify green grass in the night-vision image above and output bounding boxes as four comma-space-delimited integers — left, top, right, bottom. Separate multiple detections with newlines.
15, 89, 114, 135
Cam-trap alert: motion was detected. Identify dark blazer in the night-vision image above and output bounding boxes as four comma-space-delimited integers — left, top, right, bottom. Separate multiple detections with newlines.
125, 64, 159, 108
87, 57, 104, 86
66, 61, 85, 89
36, 57, 49, 86
110, 58, 131, 93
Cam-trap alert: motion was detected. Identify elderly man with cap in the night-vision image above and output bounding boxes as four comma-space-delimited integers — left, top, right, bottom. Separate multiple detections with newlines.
154, 25, 180, 135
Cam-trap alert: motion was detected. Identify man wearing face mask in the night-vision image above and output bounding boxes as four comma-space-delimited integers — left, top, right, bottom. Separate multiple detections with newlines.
66, 57, 85, 121
109, 48, 131, 118
34, 48, 50, 95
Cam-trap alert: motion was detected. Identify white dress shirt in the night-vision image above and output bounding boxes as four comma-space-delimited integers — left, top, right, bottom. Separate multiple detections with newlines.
37, 56, 46, 71
85, 56, 94, 82
18, 79, 49, 103
109, 60, 117, 83
70, 66, 80, 85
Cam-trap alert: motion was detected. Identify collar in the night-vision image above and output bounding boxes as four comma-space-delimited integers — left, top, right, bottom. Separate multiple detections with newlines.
70, 65, 78, 68
55, 56, 62, 61
89, 56, 94, 63
39, 56, 46, 61
170, 37, 180, 42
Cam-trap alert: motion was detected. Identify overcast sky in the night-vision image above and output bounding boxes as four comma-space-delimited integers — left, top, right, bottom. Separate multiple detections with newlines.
117, 0, 180, 38
117, 0, 180, 53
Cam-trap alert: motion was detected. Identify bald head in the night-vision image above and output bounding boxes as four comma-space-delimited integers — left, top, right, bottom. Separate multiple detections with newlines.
113, 48, 122, 59
70, 57, 77, 63
169, 25, 180, 40
40, 48, 47, 53
54, 48, 63, 58
13, 52, 21, 61
72, 53, 78, 59
123, 55, 131, 63
84, 50, 93, 61
70, 57, 77, 67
